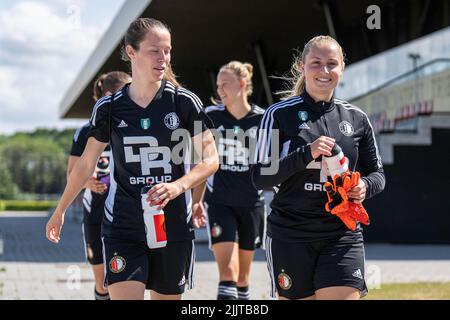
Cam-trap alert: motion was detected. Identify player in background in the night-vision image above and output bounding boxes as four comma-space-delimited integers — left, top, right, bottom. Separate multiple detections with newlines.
68, 71, 131, 300
194, 61, 265, 300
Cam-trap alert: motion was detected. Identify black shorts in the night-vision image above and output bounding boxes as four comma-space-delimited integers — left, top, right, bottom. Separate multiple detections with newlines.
102, 237, 195, 295
82, 223, 103, 265
206, 203, 265, 250
265, 233, 367, 299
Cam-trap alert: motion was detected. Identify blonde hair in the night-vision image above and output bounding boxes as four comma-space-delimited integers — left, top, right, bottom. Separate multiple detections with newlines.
121, 17, 182, 87
211, 61, 254, 105
220, 61, 254, 96
93, 71, 131, 101
280, 35, 345, 99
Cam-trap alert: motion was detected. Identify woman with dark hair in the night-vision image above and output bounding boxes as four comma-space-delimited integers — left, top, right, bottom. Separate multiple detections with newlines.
46, 18, 219, 300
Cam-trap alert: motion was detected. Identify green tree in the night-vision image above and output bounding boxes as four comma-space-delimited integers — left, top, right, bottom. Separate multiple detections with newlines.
0, 137, 67, 194
28, 128, 77, 154
0, 157, 18, 199
0, 127, 80, 196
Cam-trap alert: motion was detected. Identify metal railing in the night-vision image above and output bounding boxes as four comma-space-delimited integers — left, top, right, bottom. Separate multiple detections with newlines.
350, 58, 450, 134
350, 58, 450, 102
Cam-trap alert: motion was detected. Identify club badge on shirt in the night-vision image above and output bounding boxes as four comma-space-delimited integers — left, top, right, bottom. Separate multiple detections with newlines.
339, 121, 354, 136
164, 112, 180, 130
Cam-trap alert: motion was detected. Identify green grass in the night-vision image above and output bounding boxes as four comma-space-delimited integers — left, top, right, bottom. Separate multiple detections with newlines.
0, 200, 57, 211
364, 282, 450, 300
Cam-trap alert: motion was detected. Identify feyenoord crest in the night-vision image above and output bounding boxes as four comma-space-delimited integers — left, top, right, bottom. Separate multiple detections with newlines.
109, 255, 126, 273
298, 111, 308, 122
164, 112, 180, 130
211, 224, 222, 238
140, 118, 151, 130
278, 272, 292, 290
339, 121, 354, 136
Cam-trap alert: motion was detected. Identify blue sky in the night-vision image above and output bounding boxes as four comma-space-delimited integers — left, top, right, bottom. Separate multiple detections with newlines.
0, 0, 126, 134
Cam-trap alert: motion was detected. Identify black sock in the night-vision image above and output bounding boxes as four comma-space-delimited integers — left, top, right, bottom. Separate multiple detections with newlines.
95, 288, 110, 300
237, 286, 250, 300
217, 281, 238, 300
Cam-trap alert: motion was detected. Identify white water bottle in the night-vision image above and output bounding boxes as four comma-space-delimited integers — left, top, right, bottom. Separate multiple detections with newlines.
324, 143, 349, 178
141, 185, 167, 249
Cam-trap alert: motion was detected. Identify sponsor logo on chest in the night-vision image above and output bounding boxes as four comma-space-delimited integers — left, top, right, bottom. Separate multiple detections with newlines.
298, 111, 310, 130
140, 118, 151, 130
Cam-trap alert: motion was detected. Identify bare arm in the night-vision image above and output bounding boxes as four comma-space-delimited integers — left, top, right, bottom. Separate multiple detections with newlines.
178, 130, 219, 192
59, 138, 107, 213
46, 138, 107, 243
67, 155, 107, 194
67, 155, 92, 190
66, 155, 78, 180
147, 130, 219, 209
192, 181, 206, 204
191, 181, 207, 228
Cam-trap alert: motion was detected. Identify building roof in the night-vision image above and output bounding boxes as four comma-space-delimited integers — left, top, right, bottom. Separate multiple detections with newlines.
60, 0, 448, 118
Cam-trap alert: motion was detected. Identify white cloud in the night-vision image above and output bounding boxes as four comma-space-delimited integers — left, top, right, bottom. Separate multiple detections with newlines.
47, 0, 88, 9
0, 1, 111, 134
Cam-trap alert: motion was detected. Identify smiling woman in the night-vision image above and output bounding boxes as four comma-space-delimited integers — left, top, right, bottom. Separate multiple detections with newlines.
45, 17, 219, 301
198, 61, 266, 300
252, 35, 385, 301
282, 35, 345, 101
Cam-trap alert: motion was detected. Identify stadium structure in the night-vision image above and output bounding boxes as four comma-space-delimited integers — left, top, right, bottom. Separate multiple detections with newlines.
60, 0, 450, 243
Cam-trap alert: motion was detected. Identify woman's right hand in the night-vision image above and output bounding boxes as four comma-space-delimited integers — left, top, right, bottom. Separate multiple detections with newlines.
46, 211, 65, 244
86, 177, 107, 194
310, 136, 336, 159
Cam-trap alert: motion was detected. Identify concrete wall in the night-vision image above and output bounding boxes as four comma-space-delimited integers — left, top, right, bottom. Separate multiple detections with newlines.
364, 127, 450, 243
351, 67, 450, 119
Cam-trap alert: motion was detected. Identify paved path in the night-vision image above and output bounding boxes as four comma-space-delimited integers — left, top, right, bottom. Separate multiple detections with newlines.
1, 212, 450, 300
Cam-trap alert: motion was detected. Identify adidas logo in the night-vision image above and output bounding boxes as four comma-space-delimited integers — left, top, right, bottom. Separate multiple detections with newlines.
178, 275, 186, 286
217, 125, 225, 131
352, 269, 363, 279
118, 120, 128, 128
298, 122, 310, 130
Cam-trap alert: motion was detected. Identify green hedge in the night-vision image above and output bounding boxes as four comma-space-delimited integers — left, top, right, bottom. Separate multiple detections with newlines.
0, 200, 57, 211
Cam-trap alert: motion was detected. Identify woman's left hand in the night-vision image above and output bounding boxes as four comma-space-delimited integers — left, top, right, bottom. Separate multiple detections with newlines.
347, 179, 366, 204
192, 201, 207, 228
147, 182, 185, 209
